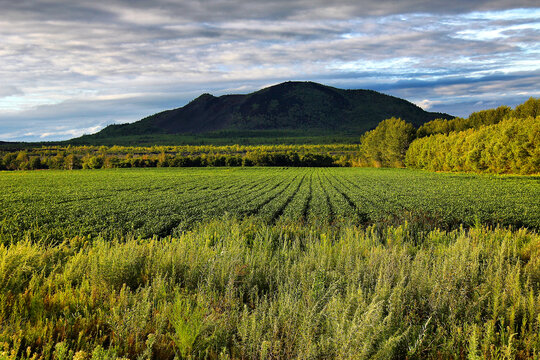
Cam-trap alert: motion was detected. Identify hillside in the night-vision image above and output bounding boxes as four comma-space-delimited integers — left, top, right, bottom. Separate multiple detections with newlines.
71, 81, 452, 145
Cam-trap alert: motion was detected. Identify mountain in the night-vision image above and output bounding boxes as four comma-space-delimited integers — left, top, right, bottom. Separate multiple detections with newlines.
72, 81, 452, 145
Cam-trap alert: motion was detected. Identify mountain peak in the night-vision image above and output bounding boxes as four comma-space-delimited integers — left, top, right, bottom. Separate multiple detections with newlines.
80, 81, 453, 144
194, 93, 215, 100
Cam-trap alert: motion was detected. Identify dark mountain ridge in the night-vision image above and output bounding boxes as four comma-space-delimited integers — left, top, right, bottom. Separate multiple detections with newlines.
75, 81, 453, 144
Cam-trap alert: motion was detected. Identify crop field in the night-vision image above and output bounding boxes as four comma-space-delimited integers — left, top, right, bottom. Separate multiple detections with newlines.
1, 167, 538, 243
2, 167, 540, 359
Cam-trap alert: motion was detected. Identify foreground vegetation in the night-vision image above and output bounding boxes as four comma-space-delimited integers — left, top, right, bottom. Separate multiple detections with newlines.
1, 218, 539, 359
1, 168, 538, 244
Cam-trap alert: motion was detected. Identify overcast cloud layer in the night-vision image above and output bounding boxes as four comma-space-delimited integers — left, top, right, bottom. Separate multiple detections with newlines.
1, 0, 539, 141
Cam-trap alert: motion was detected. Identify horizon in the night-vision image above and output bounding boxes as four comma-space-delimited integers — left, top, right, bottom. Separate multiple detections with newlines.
1, 1, 539, 142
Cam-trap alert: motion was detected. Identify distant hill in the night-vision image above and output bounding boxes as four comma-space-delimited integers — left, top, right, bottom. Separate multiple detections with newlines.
71, 81, 452, 145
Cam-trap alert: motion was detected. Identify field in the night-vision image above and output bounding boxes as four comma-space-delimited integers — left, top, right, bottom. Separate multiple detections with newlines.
1, 167, 540, 359
1, 168, 539, 243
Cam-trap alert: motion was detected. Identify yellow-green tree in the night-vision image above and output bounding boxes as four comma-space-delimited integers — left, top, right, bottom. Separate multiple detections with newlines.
513, 97, 540, 119
406, 116, 539, 174
360, 117, 415, 167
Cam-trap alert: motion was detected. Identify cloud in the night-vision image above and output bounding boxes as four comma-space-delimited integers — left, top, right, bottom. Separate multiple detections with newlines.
22, 124, 104, 140
415, 99, 441, 110
5, 1, 538, 23
0, 86, 23, 98
0, 1, 539, 140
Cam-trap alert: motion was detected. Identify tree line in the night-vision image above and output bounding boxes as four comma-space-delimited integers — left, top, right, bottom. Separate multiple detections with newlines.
357, 97, 539, 174
0, 150, 346, 170
406, 116, 538, 174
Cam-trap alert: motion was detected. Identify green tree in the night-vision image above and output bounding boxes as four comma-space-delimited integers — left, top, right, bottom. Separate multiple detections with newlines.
28, 157, 43, 170
82, 155, 104, 169
406, 115, 539, 174
64, 154, 81, 170
49, 152, 65, 170
15, 151, 29, 169
360, 117, 415, 167
417, 106, 512, 138
3, 153, 17, 170
513, 97, 540, 119
157, 151, 171, 167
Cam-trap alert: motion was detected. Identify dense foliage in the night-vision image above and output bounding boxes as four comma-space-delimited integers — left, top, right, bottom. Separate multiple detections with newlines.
357, 98, 540, 174
406, 116, 540, 174
417, 106, 512, 137
416, 98, 539, 138
1, 218, 539, 359
1, 168, 538, 244
358, 117, 415, 167
513, 97, 540, 119
416, 106, 510, 137
0, 144, 356, 171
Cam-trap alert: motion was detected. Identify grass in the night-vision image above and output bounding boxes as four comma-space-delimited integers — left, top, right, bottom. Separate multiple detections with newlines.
0, 218, 539, 359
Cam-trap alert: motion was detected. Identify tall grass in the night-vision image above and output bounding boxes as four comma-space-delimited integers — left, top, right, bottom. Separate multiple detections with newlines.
0, 219, 539, 359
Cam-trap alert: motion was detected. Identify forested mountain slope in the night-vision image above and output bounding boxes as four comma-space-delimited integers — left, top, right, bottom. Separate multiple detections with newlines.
73, 81, 451, 145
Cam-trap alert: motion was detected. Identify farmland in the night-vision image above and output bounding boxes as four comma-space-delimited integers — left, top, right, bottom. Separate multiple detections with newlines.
1, 167, 540, 359
1, 167, 539, 243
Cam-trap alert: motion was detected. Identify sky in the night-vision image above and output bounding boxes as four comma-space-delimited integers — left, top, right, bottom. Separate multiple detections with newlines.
0, 0, 539, 141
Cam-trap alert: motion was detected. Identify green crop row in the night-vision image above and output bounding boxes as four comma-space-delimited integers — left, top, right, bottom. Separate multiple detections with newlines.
0, 168, 538, 244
